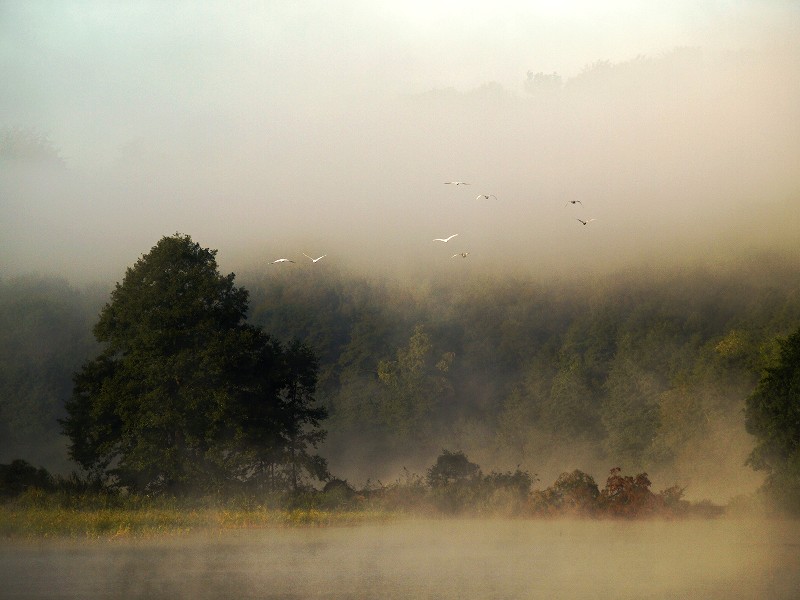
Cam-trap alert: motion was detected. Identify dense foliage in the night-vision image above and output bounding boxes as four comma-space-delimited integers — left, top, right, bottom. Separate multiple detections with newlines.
59, 235, 328, 494
3, 251, 800, 510
244, 257, 800, 500
0, 276, 102, 471
745, 326, 800, 514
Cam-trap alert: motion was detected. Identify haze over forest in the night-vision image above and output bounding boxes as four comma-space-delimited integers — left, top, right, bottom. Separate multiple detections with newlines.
2, 3, 800, 507
1, 1, 799, 282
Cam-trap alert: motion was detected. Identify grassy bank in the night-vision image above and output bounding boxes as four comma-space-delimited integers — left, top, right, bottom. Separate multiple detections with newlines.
2, 460, 740, 539
0, 487, 401, 539
0, 504, 399, 539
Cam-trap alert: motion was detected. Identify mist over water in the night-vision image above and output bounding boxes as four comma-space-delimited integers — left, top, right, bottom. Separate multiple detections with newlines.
3, 519, 799, 599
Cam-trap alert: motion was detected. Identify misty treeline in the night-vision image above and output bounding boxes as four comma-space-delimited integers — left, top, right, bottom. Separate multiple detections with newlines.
2, 241, 800, 509
244, 258, 796, 462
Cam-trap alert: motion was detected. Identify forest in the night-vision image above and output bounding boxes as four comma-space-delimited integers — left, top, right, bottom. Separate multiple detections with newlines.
2, 236, 800, 517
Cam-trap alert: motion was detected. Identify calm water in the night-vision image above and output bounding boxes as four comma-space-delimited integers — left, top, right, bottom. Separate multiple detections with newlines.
2, 518, 799, 599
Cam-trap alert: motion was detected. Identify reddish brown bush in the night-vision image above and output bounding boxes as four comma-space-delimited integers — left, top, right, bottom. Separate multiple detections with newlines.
599, 467, 655, 517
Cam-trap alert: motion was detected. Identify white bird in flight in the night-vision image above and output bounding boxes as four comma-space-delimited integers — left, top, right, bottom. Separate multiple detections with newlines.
476, 194, 498, 200
433, 234, 459, 243
444, 181, 470, 186
451, 252, 470, 259
270, 258, 295, 264
303, 253, 327, 263
576, 218, 597, 225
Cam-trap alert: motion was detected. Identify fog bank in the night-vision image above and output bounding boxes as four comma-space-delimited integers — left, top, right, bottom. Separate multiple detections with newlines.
1, 2, 799, 284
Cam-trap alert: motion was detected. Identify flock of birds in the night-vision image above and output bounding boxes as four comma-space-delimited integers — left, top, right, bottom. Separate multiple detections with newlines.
269, 254, 326, 265
566, 200, 597, 226
269, 181, 595, 265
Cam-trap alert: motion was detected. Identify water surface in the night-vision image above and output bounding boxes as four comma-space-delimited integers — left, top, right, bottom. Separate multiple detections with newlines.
2, 518, 798, 599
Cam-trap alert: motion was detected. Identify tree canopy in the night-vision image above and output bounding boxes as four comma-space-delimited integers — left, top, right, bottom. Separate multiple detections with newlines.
745, 325, 800, 513
60, 234, 327, 494
4, 250, 800, 502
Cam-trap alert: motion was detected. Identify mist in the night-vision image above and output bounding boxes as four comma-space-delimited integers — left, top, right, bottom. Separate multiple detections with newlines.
2, 2, 799, 283
4, 520, 800, 598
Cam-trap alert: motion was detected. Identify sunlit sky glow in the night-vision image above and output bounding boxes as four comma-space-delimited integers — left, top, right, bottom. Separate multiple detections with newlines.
1, 1, 799, 281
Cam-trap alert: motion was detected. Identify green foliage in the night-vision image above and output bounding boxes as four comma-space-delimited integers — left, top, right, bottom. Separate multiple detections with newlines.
0, 276, 101, 470
239, 259, 800, 479
5, 252, 800, 486
419, 450, 535, 515
60, 234, 327, 495
543, 355, 599, 438
745, 326, 800, 514
601, 353, 661, 468
276, 340, 330, 492
377, 324, 454, 442
426, 450, 480, 488
531, 470, 600, 515
648, 386, 707, 463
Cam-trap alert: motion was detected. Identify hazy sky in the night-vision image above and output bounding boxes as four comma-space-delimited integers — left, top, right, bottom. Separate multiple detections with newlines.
1, 1, 799, 282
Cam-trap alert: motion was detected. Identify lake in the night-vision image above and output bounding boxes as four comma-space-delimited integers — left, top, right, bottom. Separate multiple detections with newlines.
2, 518, 798, 599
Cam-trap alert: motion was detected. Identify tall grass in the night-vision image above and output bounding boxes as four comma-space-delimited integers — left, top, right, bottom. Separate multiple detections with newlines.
0, 488, 400, 539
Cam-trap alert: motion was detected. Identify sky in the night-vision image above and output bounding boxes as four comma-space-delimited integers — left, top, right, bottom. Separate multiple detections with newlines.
1, 1, 799, 283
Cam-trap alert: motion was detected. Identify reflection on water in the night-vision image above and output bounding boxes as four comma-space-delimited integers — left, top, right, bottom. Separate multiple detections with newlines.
2, 518, 799, 599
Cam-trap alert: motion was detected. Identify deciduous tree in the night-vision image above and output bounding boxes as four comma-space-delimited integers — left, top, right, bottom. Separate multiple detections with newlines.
60, 234, 327, 494
745, 326, 800, 513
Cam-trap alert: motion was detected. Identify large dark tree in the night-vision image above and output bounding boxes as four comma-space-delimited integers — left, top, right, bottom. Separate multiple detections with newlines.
60, 234, 327, 494
237, 339, 329, 493
745, 326, 800, 513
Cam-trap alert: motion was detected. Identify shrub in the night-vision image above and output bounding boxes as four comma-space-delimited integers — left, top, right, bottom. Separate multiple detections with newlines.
0, 460, 55, 498
599, 467, 654, 517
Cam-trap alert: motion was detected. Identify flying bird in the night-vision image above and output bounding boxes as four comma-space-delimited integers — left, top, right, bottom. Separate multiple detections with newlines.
565, 200, 583, 206
451, 252, 470, 259
433, 234, 459, 243
576, 218, 597, 225
269, 258, 295, 264
476, 194, 498, 200
444, 181, 470, 186
303, 253, 327, 263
